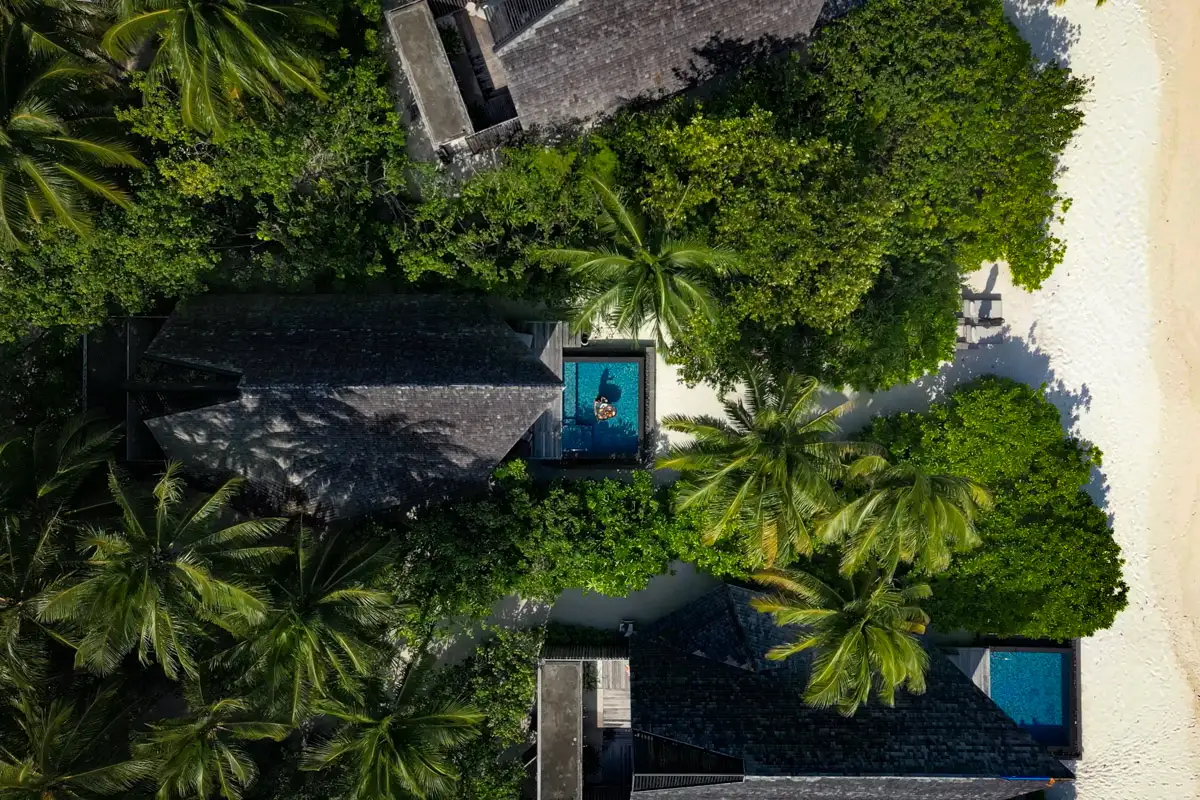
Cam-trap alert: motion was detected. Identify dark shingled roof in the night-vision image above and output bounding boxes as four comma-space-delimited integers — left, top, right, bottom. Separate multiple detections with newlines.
143, 295, 561, 518
496, 0, 826, 128
629, 586, 1073, 799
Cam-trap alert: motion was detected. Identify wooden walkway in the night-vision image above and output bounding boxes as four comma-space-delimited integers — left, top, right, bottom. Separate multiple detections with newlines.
598, 659, 631, 728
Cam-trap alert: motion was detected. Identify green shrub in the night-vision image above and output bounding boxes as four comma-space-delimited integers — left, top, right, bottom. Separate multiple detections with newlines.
430, 627, 545, 800
605, 0, 1087, 390
392, 461, 753, 629
867, 376, 1128, 639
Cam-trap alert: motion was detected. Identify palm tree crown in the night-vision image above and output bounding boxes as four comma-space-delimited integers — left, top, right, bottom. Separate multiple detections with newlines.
133, 693, 290, 800
820, 462, 992, 577
102, 0, 334, 135
301, 662, 483, 800
0, 28, 141, 248
752, 567, 931, 716
223, 527, 404, 725
39, 464, 287, 679
0, 688, 153, 799
1, 0, 100, 57
659, 364, 880, 565
0, 413, 119, 690
539, 176, 739, 349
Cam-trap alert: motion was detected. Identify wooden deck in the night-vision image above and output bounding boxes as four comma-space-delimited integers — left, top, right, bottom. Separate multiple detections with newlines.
598, 659, 631, 728
529, 321, 564, 460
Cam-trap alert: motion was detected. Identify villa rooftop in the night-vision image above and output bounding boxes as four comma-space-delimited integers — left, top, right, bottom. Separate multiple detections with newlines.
386, 0, 826, 156
141, 294, 561, 518
536, 585, 1074, 800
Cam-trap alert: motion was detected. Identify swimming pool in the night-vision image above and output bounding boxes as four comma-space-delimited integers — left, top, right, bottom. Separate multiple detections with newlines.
562, 358, 642, 458
989, 650, 1071, 747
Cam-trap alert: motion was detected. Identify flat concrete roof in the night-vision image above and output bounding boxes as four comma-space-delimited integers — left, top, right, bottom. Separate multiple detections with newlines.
386, 2, 473, 145
538, 661, 583, 800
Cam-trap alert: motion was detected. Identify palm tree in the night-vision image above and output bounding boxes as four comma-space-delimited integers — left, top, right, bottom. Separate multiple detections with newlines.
301, 663, 483, 800
752, 566, 931, 716
102, 0, 335, 135
133, 692, 290, 800
38, 464, 288, 680
538, 176, 739, 349
221, 527, 404, 725
0, 413, 120, 689
820, 462, 992, 577
1, 0, 101, 57
0, 28, 142, 249
0, 687, 153, 799
658, 363, 882, 565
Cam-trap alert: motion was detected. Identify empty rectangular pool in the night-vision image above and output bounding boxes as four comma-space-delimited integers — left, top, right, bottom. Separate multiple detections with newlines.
989, 649, 1071, 748
562, 358, 642, 458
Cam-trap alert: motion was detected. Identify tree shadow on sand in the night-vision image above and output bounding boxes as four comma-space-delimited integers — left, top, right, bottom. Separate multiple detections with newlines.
1003, 0, 1081, 66
830, 320, 1112, 518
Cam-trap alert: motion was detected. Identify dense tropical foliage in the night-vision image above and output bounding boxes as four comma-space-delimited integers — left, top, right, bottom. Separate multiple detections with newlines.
0, 0, 1121, 790
0, 0, 1086, 394
866, 377, 1128, 639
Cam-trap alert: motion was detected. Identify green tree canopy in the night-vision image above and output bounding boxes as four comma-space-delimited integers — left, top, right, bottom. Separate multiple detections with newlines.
0, 28, 141, 249
0, 687, 152, 799
866, 376, 1128, 638
391, 462, 751, 633
0, 413, 118, 689
39, 465, 287, 679
605, 0, 1087, 389
820, 462, 992, 577
103, 0, 334, 134
752, 566, 930, 717
538, 176, 739, 348
133, 693, 290, 800
301, 665, 484, 800
659, 364, 879, 565
223, 527, 403, 725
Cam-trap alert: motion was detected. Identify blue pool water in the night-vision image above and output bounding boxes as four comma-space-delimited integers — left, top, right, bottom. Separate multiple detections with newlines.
562, 360, 641, 457
989, 650, 1070, 747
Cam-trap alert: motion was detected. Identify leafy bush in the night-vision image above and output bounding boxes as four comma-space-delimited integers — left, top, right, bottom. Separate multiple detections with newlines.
866, 376, 1128, 639
0, 40, 407, 341
387, 141, 616, 296
603, 0, 1086, 389
430, 627, 545, 800
392, 461, 753, 628
800, 0, 1087, 289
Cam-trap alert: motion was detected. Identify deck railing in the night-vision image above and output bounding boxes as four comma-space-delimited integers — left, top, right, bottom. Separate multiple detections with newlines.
463, 116, 523, 154
486, 0, 563, 47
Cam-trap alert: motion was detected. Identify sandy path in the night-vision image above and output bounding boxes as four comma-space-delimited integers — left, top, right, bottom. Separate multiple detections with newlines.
1148, 0, 1200, 719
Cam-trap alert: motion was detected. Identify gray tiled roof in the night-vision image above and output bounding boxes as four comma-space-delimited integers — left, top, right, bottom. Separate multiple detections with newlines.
630, 586, 1072, 799
497, 0, 826, 128
143, 295, 561, 518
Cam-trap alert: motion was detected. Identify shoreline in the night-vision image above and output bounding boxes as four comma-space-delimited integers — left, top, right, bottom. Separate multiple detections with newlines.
1147, 0, 1200, 721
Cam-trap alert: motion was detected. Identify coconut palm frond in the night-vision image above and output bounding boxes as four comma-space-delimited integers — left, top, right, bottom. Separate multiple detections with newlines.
752, 566, 931, 716
38, 465, 278, 680
658, 364, 871, 565
822, 463, 991, 578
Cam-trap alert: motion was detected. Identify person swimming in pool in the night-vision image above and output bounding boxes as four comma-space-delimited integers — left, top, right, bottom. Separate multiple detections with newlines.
594, 395, 617, 421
